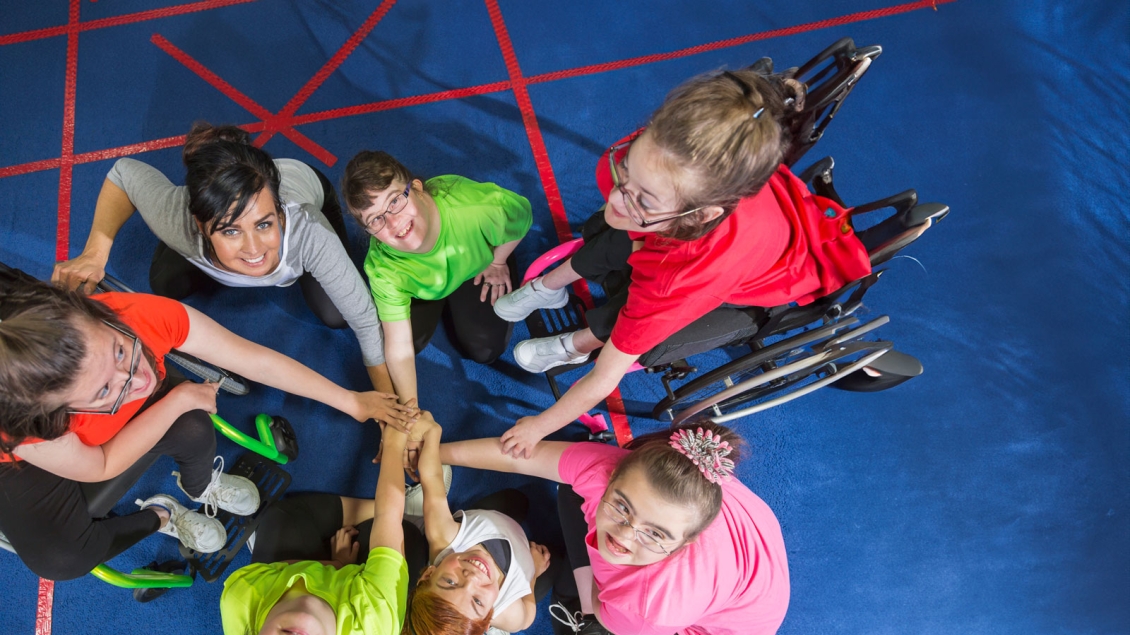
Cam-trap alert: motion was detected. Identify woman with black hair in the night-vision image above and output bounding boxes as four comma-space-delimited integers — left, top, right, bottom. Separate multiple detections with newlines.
52, 123, 411, 422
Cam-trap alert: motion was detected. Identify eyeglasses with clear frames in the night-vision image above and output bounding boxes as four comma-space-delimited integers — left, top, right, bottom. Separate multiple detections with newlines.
607, 140, 705, 228
67, 321, 142, 416
599, 500, 673, 555
364, 182, 413, 235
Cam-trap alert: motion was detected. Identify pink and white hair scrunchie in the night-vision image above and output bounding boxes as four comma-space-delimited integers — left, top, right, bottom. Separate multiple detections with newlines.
669, 427, 735, 484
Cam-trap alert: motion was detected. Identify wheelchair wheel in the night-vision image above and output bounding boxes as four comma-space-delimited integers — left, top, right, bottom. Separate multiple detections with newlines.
656, 317, 892, 424
652, 317, 865, 419
167, 351, 251, 396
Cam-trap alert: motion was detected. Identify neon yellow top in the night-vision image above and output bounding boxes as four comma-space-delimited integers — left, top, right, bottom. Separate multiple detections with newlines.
364, 175, 532, 322
220, 547, 408, 635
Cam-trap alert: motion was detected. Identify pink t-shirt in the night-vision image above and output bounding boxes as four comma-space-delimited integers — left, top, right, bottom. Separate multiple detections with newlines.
558, 443, 790, 635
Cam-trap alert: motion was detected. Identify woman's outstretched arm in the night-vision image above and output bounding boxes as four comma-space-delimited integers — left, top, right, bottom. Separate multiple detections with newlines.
437, 438, 570, 483
178, 304, 416, 429
52, 179, 136, 294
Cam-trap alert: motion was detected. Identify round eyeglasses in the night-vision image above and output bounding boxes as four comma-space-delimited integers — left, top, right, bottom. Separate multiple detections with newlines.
364, 182, 413, 235
67, 321, 141, 416
599, 500, 674, 555
607, 140, 705, 228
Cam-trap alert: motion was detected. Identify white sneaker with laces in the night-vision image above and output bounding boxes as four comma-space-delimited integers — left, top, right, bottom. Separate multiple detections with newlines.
404, 464, 453, 517
175, 456, 260, 518
493, 277, 569, 322
513, 333, 590, 373
549, 602, 586, 634
136, 494, 227, 554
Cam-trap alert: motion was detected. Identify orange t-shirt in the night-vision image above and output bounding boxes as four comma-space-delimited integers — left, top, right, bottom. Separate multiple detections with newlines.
5, 292, 191, 462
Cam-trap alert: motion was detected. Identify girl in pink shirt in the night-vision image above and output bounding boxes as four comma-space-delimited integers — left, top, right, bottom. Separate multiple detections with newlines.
438, 421, 789, 635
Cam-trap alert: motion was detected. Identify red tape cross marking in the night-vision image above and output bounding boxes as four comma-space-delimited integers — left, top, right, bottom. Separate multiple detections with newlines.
149, 34, 336, 166
252, 0, 397, 148
1, 0, 956, 182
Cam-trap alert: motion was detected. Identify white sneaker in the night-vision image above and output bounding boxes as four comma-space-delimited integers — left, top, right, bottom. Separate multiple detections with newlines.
513, 333, 590, 373
493, 277, 569, 322
404, 464, 453, 517
174, 456, 260, 518
136, 494, 227, 554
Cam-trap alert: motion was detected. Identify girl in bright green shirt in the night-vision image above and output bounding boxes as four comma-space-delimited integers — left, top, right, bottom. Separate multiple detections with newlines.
219, 427, 412, 635
341, 151, 532, 409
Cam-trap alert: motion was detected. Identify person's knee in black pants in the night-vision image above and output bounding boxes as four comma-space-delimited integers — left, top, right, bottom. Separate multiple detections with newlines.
148, 408, 217, 498
298, 272, 349, 330
149, 241, 217, 300
441, 254, 519, 364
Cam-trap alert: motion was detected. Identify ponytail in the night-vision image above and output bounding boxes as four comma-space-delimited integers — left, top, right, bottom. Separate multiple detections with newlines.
611, 419, 746, 539
647, 68, 808, 241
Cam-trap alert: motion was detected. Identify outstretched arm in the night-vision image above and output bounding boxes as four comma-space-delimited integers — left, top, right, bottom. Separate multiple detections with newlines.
178, 305, 415, 428
500, 342, 639, 459
13, 381, 220, 482
371, 427, 408, 553
52, 179, 136, 294
438, 438, 569, 483
381, 319, 419, 406
416, 415, 459, 559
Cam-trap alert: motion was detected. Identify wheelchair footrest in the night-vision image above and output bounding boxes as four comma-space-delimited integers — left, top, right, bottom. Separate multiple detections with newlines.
179, 451, 291, 583
524, 292, 594, 400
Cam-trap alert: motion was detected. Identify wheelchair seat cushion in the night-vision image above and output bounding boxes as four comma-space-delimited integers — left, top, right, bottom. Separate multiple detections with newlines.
638, 306, 766, 368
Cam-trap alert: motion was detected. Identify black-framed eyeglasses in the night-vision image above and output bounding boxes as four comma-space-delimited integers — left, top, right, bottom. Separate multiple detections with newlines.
599, 500, 674, 555
607, 140, 705, 228
363, 182, 412, 235
67, 321, 141, 416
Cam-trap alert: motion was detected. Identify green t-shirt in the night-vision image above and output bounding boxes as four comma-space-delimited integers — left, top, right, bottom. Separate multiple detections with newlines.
220, 547, 408, 635
363, 175, 532, 322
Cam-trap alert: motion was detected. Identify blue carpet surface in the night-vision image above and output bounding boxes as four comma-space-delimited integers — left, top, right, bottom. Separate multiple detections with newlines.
0, 1, 1127, 634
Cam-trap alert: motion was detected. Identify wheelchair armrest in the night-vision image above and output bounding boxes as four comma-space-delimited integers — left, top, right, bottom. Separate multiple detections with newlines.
522, 238, 585, 284
851, 189, 918, 217
798, 156, 846, 207
905, 202, 950, 227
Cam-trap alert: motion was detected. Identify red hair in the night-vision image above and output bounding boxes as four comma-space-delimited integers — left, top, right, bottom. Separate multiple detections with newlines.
402, 581, 494, 635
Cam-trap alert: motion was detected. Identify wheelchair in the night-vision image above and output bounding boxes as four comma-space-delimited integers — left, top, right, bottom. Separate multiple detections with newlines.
0, 261, 298, 599
520, 37, 949, 429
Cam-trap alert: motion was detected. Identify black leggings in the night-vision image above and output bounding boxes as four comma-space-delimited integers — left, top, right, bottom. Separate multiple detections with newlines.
252, 489, 562, 601
149, 164, 351, 330
557, 485, 592, 574
0, 372, 217, 581
409, 253, 518, 364
569, 209, 634, 343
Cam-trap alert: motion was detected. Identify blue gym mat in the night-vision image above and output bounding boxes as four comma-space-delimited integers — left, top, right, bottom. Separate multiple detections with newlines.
0, 1, 1127, 634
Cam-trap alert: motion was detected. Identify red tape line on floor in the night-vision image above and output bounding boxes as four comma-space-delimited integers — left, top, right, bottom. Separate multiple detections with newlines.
484, 0, 634, 445
0, 0, 259, 46
35, 579, 54, 635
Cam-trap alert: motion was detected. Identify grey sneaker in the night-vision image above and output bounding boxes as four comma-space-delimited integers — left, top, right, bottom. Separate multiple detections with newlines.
493, 277, 569, 322
175, 456, 260, 518
404, 464, 453, 517
513, 333, 590, 373
136, 494, 226, 554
